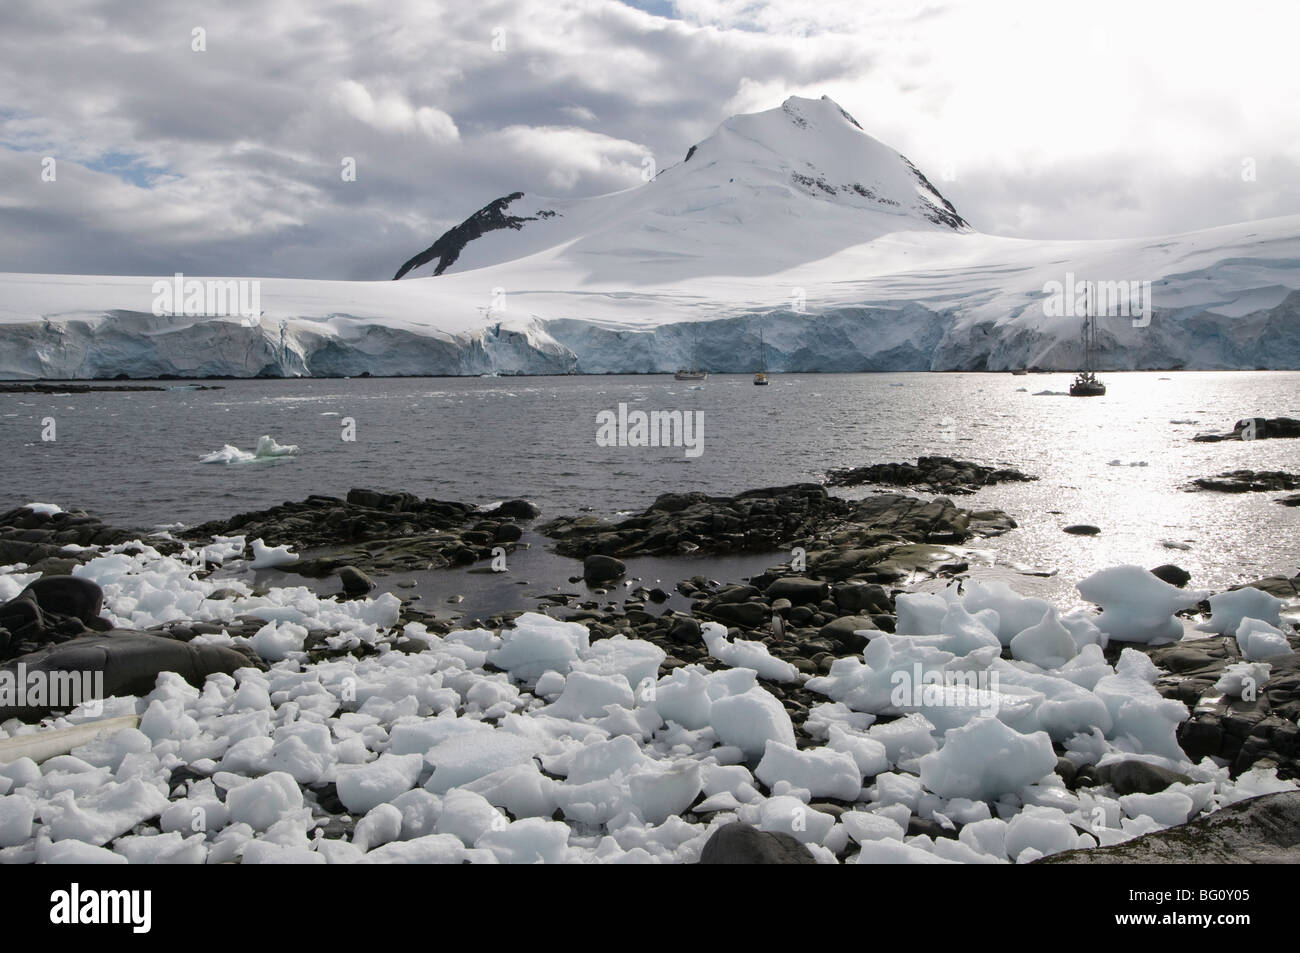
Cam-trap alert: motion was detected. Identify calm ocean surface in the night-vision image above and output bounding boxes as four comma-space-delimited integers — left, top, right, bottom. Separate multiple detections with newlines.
2, 371, 1298, 609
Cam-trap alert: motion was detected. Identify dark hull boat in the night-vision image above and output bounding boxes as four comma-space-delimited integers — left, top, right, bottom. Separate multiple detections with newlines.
1070, 295, 1106, 396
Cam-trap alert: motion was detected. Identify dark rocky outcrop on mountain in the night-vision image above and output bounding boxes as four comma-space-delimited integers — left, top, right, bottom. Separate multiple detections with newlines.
393, 192, 557, 279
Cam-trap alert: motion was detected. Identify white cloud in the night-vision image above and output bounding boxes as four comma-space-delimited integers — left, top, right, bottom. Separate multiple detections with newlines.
333, 80, 460, 142
0, 0, 1295, 278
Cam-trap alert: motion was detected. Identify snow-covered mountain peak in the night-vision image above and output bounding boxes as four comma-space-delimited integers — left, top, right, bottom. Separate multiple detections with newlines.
393, 95, 969, 281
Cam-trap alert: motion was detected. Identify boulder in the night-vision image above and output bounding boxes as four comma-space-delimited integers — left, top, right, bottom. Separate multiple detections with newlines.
818, 615, 877, 652
583, 554, 626, 584
1150, 564, 1191, 588
764, 577, 829, 605
337, 566, 375, 597
1, 633, 262, 721
698, 822, 817, 864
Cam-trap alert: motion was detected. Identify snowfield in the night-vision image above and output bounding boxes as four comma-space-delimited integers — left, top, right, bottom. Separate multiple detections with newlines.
0, 532, 1294, 864
3, 96, 1299, 379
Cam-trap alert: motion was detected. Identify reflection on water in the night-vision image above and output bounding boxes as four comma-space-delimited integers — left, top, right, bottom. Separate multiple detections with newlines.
3, 370, 1298, 606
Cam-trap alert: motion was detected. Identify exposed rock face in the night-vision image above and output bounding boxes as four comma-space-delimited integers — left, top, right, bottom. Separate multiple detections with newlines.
1039, 792, 1300, 863
0, 505, 150, 571
0, 634, 260, 721
184, 489, 535, 576
1193, 417, 1300, 442
540, 484, 1015, 560
1142, 630, 1300, 779
393, 192, 557, 279
698, 822, 817, 864
825, 456, 1036, 495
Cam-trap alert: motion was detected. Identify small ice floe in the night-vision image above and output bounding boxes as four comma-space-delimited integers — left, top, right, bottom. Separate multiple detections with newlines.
199, 435, 299, 464
23, 503, 63, 516
249, 538, 299, 569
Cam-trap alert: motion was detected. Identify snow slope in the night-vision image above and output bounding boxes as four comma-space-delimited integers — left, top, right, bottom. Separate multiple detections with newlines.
2, 95, 1298, 378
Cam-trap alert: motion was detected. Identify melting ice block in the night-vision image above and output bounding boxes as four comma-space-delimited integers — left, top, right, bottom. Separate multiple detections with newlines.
917, 716, 1056, 801
1076, 566, 1209, 644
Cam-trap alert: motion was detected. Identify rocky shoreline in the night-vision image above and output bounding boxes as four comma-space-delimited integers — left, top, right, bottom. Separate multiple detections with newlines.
2, 482, 1298, 864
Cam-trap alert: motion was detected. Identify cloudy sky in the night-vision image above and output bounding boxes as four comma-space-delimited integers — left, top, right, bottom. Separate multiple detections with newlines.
1, 0, 1297, 279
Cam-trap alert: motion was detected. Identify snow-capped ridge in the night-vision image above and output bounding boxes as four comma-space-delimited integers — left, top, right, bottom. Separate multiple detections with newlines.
393, 95, 969, 281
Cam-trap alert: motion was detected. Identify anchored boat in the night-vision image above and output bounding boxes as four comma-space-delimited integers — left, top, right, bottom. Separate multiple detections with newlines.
1070, 292, 1106, 396
754, 329, 770, 385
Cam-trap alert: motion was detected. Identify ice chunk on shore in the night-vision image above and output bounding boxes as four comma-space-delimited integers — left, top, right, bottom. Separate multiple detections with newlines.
336, 754, 423, 813
23, 502, 63, 516
226, 772, 303, 831
1214, 661, 1271, 698
756, 740, 863, 800
248, 619, 308, 660
1076, 566, 1209, 644
918, 717, 1056, 800
1198, 588, 1285, 636
961, 580, 1054, 646
709, 687, 795, 760
1009, 608, 1079, 669
249, 538, 299, 570
43, 778, 171, 845
1235, 618, 1294, 660
701, 622, 800, 682
489, 613, 590, 681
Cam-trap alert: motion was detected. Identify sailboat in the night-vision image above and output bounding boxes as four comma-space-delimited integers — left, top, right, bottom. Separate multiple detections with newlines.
675, 326, 707, 381
1070, 287, 1106, 396
753, 329, 769, 385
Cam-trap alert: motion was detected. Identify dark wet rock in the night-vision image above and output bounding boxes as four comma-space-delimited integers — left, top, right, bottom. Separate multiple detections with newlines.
583, 554, 626, 584
0, 576, 117, 661
697, 822, 817, 864
702, 601, 768, 629
826, 456, 1037, 495
0, 633, 261, 721
906, 816, 958, 840
1040, 792, 1300, 863
1095, 760, 1192, 795
832, 583, 892, 614
337, 566, 375, 597
1149, 564, 1191, 588
1140, 628, 1300, 778
0, 505, 152, 568
184, 489, 526, 577
1193, 417, 1300, 442
818, 615, 876, 652
493, 523, 523, 543
1233, 572, 1300, 600
1191, 469, 1300, 493
489, 499, 540, 520
1054, 757, 1078, 788
1063, 524, 1101, 536
764, 577, 829, 605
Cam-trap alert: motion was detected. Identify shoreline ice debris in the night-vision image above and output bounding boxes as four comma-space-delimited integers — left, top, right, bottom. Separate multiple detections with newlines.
1076, 565, 1211, 644
1, 531, 1296, 864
